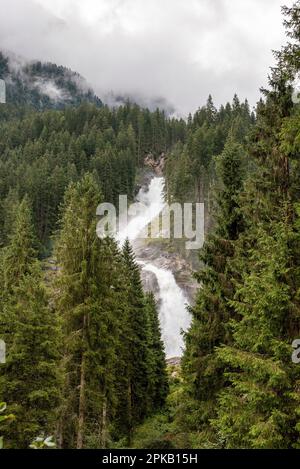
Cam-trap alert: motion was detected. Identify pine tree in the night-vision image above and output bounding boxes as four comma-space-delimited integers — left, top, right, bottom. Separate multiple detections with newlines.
0, 199, 62, 448
55, 174, 129, 448
2, 196, 37, 290
144, 292, 168, 410
112, 247, 169, 445
0, 197, 37, 351
181, 137, 245, 440
120, 239, 151, 438
212, 219, 300, 448
211, 2, 300, 448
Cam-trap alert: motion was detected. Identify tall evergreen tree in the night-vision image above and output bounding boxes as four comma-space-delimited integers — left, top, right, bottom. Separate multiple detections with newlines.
212, 219, 300, 448
55, 174, 131, 448
210, 2, 300, 448
181, 137, 245, 441
0, 198, 62, 448
144, 292, 168, 410
120, 240, 151, 437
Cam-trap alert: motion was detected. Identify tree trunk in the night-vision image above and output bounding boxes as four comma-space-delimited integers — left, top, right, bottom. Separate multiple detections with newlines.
100, 397, 108, 448
77, 315, 87, 449
56, 417, 64, 449
127, 379, 133, 446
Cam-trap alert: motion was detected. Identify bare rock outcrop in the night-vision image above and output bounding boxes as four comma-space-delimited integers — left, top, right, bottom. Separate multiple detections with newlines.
144, 153, 166, 176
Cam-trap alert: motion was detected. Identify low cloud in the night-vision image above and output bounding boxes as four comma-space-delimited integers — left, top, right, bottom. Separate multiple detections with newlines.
0, 0, 294, 115
34, 79, 70, 102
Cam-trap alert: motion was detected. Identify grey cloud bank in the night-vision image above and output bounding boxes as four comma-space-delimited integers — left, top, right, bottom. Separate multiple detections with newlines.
0, 0, 294, 115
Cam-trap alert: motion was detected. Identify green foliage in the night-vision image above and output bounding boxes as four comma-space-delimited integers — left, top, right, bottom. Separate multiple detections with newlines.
55, 174, 125, 448
112, 242, 168, 445
0, 102, 183, 248
2, 2, 300, 450
0, 51, 102, 110
130, 412, 174, 449
212, 220, 300, 448
0, 201, 62, 448
0, 62, 173, 448
181, 135, 245, 438
0, 402, 15, 449
178, 1, 300, 449
145, 292, 169, 410
54, 179, 168, 448
166, 94, 253, 207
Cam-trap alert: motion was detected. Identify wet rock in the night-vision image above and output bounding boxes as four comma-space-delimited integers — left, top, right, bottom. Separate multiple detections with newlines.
140, 269, 160, 302
134, 241, 198, 304
166, 356, 181, 366
144, 153, 166, 176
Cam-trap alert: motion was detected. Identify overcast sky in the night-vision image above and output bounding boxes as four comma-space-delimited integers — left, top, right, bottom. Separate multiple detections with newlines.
0, 0, 294, 115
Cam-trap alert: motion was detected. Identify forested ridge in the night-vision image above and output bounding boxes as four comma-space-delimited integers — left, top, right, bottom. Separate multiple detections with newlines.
0, 51, 102, 111
0, 1, 300, 450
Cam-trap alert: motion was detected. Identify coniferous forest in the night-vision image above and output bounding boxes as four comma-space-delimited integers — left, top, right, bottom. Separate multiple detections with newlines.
1, 0, 300, 453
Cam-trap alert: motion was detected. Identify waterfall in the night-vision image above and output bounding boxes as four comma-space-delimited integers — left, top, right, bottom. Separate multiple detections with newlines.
141, 263, 190, 357
117, 176, 191, 358
116, 177, 165, 246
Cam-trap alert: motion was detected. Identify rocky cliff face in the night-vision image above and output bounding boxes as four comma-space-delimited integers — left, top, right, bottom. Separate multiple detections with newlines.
134, 167, 198, 306
144, 153, 166, 176
136, 241, 197, 305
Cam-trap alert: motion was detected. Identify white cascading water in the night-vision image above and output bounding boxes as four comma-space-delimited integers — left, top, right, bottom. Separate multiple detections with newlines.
116, 177, 165, 246
141, 263, 190, 357
117, 176, 190, 358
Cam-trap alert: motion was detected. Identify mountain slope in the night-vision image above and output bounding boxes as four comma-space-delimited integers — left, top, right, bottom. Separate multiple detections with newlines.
0, 51, 102, 110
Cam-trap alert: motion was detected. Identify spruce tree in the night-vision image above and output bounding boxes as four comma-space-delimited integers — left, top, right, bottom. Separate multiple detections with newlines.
144, 292, 168, 410
181, 137, 245, 440
55, 174, 128, 448
120, 240, 151, 438
211, 2, 300, 448
0, 198, 62, 448
212, 219, 300, 448
2, 196, 37, 290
